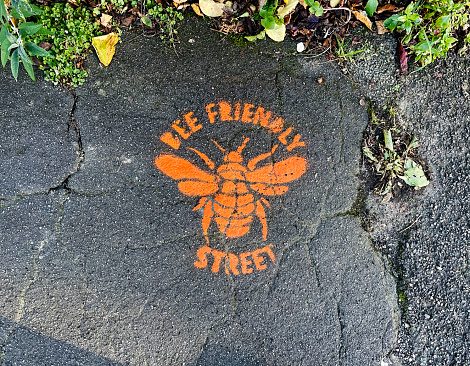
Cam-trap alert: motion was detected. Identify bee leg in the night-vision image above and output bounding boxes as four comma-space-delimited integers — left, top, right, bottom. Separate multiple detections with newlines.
202, 199, 214, 244
255, 200, 268, 241
193, 197, 208, 211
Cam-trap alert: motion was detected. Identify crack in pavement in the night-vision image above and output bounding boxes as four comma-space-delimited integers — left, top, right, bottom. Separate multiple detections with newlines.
0, 89, 84, 202
0, 234, 50, 365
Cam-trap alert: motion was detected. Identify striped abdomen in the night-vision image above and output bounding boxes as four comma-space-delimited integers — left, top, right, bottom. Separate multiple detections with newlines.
214, 163, 255, 238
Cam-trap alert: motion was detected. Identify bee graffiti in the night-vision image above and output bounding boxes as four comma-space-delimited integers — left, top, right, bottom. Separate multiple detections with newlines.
154, 101, 308, 274
155, 137, 307, 243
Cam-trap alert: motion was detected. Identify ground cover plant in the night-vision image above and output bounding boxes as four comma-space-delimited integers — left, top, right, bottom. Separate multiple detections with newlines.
1, 0, 470, 85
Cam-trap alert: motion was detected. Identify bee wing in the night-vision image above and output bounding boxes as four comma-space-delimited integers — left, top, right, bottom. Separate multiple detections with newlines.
245, 156, 307, 184
154, 154, 219, 197
245, 156, 307, 196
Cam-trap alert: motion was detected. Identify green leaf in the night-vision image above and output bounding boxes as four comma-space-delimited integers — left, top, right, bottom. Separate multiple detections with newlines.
20, 52, 35, 80
435, 15, 450, 29
261, 16, 276, 30
383, 129, 394, 151
6, 30, 17, 44
18, 22, 43, 37
11, 48, 19, 80
0, 3, 8, 23
0, 23, 6, 44
1, 26, 12, 67
404, 19, 412, 33
35, 27, 54, 36
384, 15, 399, 31
399, 159, 429, 188
365, 0, 378, 17
24, 41, 51, 57
362, 146, 378, 162
245, 30, 266, 41
18, 44, 32, 64
141, 16, 152, 27
309, 1, 323, 16
11, 0, 39, 19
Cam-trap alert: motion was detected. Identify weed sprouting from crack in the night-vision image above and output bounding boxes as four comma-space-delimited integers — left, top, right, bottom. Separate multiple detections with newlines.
362, 113, 430, 201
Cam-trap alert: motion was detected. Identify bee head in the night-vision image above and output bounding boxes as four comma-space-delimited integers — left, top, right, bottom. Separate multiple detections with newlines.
224, 137, 249, 163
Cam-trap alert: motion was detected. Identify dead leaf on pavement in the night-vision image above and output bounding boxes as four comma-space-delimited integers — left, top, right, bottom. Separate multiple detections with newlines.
265, 23, 286, 42
352, 10, 373, 31
121, 15, 135, 26
376, 20, 388, 34
92, 33, 119, 67
277, 0, 299, 19
191, 3, 204, 16
398, 42, 408, 74
199, 0, 226, 17
38, 41, 53, 51
376, 4, 403, 14
100, 14, 113, 27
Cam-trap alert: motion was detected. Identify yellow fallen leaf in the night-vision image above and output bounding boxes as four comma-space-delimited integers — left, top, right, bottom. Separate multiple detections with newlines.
352, 10, 373, 31
199, 0, 226, 17
277, 0, 299, 18
92, 33, 119, 67
266, 23, 286, 42
191, 3, 203, 16
330, 0, 341, 6
100, 14, 112, 27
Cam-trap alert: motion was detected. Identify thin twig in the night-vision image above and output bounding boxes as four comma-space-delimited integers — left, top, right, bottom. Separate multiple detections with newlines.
324, 7, 352, 25
398, 214, 422, 233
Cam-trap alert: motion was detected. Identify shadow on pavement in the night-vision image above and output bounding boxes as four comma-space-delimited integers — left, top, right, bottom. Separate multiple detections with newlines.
0, 316, 124, 366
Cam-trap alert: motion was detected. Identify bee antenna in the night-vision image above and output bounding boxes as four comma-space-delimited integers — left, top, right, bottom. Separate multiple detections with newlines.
237, 137, 250, 153
211, 139, 226, 152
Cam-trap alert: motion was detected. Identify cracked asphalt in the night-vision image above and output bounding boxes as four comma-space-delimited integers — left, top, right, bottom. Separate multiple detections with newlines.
0, 17, 468, 366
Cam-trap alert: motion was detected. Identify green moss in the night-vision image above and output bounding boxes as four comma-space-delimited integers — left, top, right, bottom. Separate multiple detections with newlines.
227, 33, 249, 47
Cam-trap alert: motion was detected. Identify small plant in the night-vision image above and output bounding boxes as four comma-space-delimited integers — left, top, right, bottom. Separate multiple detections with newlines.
28, 2, 102, 86
363, 127, 429, 196
103, 0, 183, 43
335, 35, 369, 61
146, 1, 184, 43
385, 0, 470, 68
0, 0, 52, 81
246, 0, 286, 42
305, 0, 323, 17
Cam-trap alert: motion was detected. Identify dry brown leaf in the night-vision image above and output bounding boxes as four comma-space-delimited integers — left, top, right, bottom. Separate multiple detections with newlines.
191, 3, 203, 16
100, 14, 112, 27
38, 41, 52, 51
352, 10, 373, 31
121, 15, 135, 26
376, 4, 395, 13
376, 20, 388, 34
92, 33, 119, 67
377, 4, 403, 14
173, 0, 187, 3
299, 0, 307, 8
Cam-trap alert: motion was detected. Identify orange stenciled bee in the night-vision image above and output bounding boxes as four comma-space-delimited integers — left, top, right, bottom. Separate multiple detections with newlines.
154, 138, 307, 243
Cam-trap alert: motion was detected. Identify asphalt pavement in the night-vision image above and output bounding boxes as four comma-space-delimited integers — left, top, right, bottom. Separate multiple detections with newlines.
0, 17, 468, 366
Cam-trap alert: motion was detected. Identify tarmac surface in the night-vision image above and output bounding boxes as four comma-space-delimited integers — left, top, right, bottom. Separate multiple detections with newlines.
0, 17, 468, 366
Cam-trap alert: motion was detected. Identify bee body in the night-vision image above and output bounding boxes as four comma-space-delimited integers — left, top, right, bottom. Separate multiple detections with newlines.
154, 137, 307, 243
